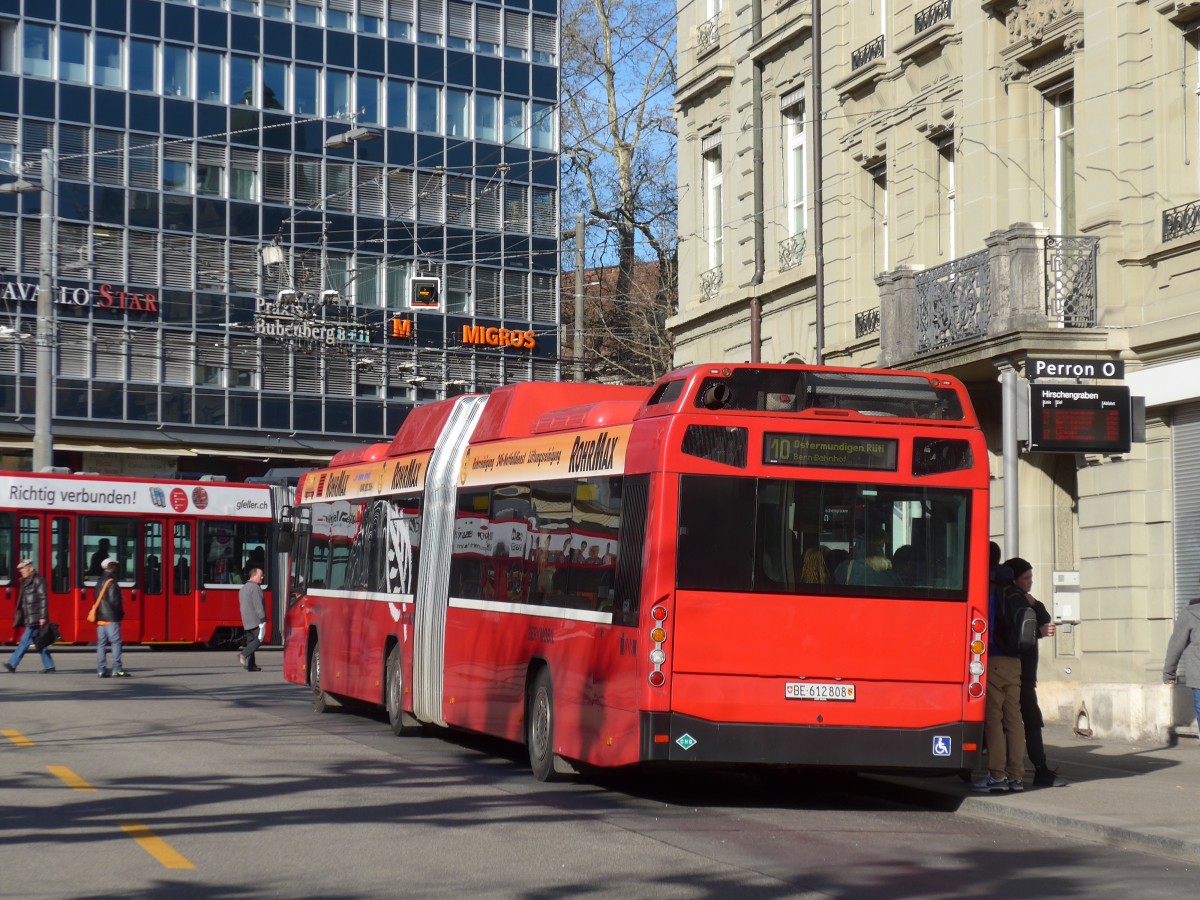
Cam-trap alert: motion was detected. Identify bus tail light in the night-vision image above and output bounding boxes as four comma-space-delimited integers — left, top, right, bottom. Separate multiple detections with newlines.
649, 603, 669, 687
967, 610, 987, 700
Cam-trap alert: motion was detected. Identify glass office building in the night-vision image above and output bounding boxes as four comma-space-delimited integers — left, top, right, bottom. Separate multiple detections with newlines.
0, 0, 560, 473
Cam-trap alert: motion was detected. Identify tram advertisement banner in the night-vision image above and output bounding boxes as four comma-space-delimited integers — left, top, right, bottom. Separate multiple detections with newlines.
0, 474, 271, 517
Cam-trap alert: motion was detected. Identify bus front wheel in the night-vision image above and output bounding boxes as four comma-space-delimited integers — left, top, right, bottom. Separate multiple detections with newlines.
310, 641, 338, 714
528, 668, 561, 782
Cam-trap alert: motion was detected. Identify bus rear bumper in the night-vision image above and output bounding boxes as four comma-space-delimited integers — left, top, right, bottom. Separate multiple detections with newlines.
640, 712, 983, 772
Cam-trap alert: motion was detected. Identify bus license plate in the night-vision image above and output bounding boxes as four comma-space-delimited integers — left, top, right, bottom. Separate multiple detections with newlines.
785, 682, 855, 701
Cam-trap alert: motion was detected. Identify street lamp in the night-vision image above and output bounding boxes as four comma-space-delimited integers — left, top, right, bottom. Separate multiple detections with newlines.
324, 125, 382, 150
0, 147, 54, 472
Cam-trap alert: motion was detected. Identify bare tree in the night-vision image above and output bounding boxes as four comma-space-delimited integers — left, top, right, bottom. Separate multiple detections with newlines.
560, 0, 677, 384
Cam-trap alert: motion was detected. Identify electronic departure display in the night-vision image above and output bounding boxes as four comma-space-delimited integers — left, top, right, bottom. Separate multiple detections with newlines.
1028, 384, 1132, 454
763, 433, 899, 470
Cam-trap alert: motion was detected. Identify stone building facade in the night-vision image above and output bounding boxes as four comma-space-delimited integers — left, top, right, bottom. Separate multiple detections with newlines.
671, 0, 1200, 741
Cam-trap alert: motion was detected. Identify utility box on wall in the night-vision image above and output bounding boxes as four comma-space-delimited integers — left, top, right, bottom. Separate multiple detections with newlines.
1053, 570, 1081, 625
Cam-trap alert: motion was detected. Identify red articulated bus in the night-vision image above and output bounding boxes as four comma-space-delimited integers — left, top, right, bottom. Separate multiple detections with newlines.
0, 471, 291, 646
283, 363, 990, 779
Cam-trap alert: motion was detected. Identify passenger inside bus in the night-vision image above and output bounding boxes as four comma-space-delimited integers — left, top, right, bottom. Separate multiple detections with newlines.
174, 556, 190, 593
144, 555, 162, 594
88, 539, 112, 576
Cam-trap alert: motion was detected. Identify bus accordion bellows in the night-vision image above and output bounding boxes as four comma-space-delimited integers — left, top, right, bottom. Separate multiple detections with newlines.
282, 363, 990, 780
0, 471, 295, 646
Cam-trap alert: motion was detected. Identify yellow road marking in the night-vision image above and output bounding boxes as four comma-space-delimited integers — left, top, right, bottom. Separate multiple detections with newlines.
2, 729, 34, 747
47, 765, 96, 792
120, 823, 196, 870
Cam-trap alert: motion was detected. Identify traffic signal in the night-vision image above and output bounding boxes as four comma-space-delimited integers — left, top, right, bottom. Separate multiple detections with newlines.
410, 276, 441, 310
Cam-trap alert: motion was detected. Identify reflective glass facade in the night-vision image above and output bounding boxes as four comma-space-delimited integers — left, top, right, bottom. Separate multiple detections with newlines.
0, 0, 561, 459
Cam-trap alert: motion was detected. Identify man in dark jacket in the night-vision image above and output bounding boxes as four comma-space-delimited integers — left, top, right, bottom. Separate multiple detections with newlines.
4, 558, 55, 673
974, 543, 1025, 793
1163, 587, 1200, 735
94, 557, 129, 678
1006, 557, 1057, 787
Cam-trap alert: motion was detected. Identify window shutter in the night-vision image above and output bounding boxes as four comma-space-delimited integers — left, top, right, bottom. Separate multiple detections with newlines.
261, 343, 291, 392
59, 125, 90, 181
446, 175, 472, 226
128, 230, 160, 286
448, 2, 472, 40
476, 6, 500, 46
294, 159, 323, 204
475, 268, 500, 317
94, 130, 125, 185
329, 0, 355, 12
59, 224, 89, 276
504, 183, 528, 232
196, 237, 227, 291
93, 228, 126, 282
93, 325, 125, 380
503, 270, 528, 319
162, 235, 194, 287
389, 0, 414, 23
264, 152, 291, 202
130, 331, 159, 383
476, 185, 500, 229
326, 161, 354, 212
531, 272, 556, 322
357, 164, 386, 217
388, 168, 414, 217
505, 12, 529, 52
532, 16, 556, 61
129, 138, 160, 189
418, 0, 443, 35
21, 219, 39, 274
475, 354, 501, 389
780, 87, 804, 110
0, 220, 15, 275
531, 187, 556, 237
417, 171, 445, 223
325, 354, 353, 397
360, 0, 385, 17
163, 333, 192, 386
229, 242, 260, 294
58, 324, 90, 378
294, 349, 322, 394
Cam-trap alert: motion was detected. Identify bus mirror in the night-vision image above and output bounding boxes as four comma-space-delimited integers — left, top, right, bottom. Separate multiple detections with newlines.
700, 383, 732, 410
277, 523, 294, 555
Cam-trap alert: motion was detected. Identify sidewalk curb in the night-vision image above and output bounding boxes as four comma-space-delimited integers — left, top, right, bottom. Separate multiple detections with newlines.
955, 793, 1200, 864
866, 775, 1200, 865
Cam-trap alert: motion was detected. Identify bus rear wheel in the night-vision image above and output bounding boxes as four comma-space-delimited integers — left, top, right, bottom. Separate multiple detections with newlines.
528, 668, 562, 782
310, 641, 338, 714
385, 646, 422, 736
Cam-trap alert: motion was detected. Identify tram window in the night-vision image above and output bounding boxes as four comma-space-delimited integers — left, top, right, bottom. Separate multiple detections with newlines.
18, 515, 39, 577
79, 519, 138, 585
174, 522, 193, 593
200, 520, 270, 586
0, 512, 13, 584
50, 517, 71, 594
143, 521, 164, 595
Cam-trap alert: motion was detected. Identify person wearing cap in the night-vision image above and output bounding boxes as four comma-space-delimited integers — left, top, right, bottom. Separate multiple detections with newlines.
4, 558, 55, 673
93, 557, 129, 678
1005, 556, 1057, 787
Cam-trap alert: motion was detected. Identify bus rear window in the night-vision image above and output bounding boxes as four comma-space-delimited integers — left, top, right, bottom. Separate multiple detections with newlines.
677, 475, 969, 600
693, 369, 965, 420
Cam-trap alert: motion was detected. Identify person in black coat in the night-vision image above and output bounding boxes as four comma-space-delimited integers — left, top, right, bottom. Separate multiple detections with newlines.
1005, 557, 1057, 787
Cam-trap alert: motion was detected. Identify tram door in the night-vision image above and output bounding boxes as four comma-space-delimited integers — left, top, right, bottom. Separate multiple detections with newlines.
140, 519, 167, 641
168, 521, 196, 642
47, 516, 80, 641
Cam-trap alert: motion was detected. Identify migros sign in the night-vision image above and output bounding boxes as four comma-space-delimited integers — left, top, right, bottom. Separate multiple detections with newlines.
460, 324, 536, 350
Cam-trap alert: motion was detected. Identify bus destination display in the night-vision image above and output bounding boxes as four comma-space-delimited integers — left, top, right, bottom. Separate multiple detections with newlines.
763, 433, 898, 470
1028, 384, 1131, 454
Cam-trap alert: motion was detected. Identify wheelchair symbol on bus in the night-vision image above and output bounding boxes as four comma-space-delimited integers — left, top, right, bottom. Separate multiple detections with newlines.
932, 736, 952, 757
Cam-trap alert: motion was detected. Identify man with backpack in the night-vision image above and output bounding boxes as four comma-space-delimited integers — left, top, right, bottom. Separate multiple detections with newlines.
974, 543, 1031, 793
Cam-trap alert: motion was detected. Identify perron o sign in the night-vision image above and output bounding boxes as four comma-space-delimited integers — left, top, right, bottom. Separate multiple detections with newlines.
1026, 357, 1125, 381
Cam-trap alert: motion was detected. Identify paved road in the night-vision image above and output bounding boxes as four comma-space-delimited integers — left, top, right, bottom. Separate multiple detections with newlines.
1, 649, 1194, 899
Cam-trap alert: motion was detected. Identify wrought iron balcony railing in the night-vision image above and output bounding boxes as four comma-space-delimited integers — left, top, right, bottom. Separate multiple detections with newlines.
698, 16, 720, 55
1163, 199, 1200, 243
700, 265, 722, 301
914, 0, 952, 35
1045, 235, 1098, 327
852, 34, 885, 70
855, 307, 880, 339
779, 232, 806, 271
915, 249, 990, 353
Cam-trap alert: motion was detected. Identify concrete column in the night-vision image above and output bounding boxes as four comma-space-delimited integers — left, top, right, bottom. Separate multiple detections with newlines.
875, 264, 921, 368
985, 222, 1049, 335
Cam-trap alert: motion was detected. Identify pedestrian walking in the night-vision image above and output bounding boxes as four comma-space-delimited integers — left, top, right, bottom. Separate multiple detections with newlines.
92, 557, 129, 678
974, 542, 1026, 793
238, 567, 267, 672
4, 558, 55, 673
1163, 577, 1200, 736
1005, 557, 1057, 786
